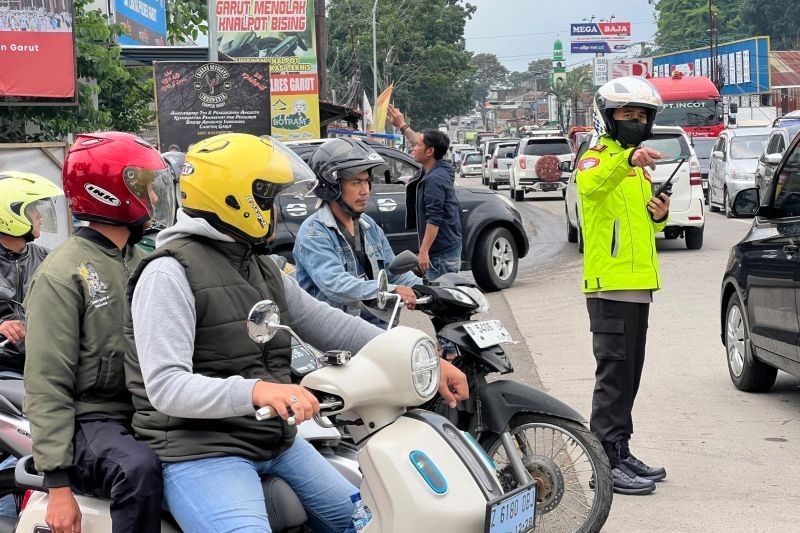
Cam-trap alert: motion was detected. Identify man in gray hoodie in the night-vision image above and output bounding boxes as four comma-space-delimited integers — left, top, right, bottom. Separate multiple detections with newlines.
126, 133, 468, 532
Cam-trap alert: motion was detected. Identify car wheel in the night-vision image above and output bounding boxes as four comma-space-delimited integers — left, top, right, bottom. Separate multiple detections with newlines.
482, 177, 489, 186
489, 182, 498, 191
725, 293, 777, 392
472, 227, 518, 292
685, 227, 703, 250
513, 188, 525, 202
566, 205, 578, 243
724, 188, 734, 218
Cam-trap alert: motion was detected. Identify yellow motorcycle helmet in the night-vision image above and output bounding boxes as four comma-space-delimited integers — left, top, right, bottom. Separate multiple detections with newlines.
181, 133, 314, 245
0, 171, 64, 240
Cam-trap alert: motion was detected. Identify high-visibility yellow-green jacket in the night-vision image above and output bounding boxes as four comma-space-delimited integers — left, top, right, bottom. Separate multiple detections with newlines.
576, 135, 668, 293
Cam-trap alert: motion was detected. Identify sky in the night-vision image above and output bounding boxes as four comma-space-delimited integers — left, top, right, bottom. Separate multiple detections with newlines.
463, 0, 660, 72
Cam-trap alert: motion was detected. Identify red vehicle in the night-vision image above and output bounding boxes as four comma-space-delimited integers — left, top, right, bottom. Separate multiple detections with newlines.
649, 71, 724, 137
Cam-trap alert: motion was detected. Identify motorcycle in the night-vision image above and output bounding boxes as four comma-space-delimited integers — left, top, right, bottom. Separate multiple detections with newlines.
12, 285, 537, 532
375, 251, 613, 533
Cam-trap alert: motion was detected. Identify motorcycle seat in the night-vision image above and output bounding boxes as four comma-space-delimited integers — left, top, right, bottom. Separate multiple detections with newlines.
263, 476, 308, 530
0, 379, 24, 416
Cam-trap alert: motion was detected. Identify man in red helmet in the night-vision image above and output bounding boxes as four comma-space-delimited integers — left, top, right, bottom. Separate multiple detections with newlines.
23, 132, 171, 533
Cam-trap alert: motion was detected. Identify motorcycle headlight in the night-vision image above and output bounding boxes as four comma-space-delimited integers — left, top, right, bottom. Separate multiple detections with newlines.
444, 287, 491, 313
411, 339, 440, 399
497, 194, 517, 211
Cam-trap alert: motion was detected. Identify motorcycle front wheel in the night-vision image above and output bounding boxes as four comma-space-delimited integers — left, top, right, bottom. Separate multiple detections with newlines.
479, 413, 612, 533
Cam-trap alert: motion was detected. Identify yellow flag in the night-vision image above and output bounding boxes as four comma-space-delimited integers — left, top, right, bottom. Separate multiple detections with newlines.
373, 84, 393, 133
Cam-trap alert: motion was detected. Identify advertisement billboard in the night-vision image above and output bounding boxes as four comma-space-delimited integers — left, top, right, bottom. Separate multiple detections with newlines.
115, 0, 167, 46
214, 0, 320, 140
652, 37, 771, 96
154, 61, 271, 152
593, 57, 652, 86
0, 0, 76, 99
570, 21, 631, 54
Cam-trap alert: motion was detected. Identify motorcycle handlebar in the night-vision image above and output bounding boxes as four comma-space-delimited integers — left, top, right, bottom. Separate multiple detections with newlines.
255, 399, 344, 422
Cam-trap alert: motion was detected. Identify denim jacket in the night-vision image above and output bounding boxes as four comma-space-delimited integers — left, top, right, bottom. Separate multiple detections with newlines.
293, 204, 421, 318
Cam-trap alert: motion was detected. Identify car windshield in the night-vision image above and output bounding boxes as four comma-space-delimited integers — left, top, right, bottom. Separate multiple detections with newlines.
641, 134, 692, 162
464, 154, 483, 165
786, 124, 800, 143
523, 139, 570, 156
730, 135, 768, 160
656, 99, 722, 128
691, 138, 716, 160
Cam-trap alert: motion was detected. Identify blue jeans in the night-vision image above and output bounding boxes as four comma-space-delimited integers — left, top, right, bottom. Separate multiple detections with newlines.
0, 456, 16, 518
162, 437, 357, 533
427, 245, 462, 281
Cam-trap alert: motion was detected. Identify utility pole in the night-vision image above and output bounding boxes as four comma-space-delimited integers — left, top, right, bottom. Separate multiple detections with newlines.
315, 0, 328, 100
372, 0, 379, 110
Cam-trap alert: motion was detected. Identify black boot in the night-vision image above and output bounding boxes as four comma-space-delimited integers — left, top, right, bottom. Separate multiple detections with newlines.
603, 441, 656, 495
619, 441, 667, 482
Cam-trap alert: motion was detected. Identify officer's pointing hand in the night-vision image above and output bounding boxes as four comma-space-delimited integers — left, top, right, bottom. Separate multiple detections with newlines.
631, 148, 662, 171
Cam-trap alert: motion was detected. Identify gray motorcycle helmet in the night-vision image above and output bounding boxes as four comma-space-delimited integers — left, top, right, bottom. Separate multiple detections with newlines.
310, 138, 386, 203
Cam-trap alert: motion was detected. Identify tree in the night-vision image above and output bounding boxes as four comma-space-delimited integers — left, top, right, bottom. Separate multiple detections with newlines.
548, 66, 592, 131
0, 0, 154, 142
326, 0, 477, 130
472, 53, 508, 130
740, 0, 800, 50
167, 0, 208, 44
649, 0, 745, 53
508, 59, 551, 91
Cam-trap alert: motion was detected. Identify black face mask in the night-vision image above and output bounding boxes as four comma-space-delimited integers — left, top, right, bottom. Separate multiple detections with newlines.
615, 120, 648, 148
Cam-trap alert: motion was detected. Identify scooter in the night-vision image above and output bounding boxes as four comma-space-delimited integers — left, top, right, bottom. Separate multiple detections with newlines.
376, 251, 613, 533
12, 281, 538, 532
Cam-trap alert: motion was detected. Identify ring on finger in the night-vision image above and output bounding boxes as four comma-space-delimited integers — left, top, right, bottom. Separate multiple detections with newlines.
289, 395, 299, 404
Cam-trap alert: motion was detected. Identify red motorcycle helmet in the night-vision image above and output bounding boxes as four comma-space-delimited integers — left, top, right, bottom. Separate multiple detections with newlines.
63, 132, 169, 226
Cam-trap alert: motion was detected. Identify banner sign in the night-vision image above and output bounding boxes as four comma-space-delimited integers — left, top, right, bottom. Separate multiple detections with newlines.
0, 0, 76, 98
215, 0, 320, 140
570, 22, 631, 42
115, 0, 167, 46
652, 37, 771, 96
154, 61, 271, 152
571, 42, 612, 54
593, 57, 652, 85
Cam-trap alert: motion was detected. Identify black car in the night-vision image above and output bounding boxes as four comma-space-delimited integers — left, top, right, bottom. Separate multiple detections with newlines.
270, 140, 530, 291
721, 131, 800, 391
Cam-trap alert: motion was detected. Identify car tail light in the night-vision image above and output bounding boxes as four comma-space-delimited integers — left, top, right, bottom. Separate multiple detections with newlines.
689, 157, 702, 186
518, 157, 526, 170
493, 157, 498, 169
20, 490, 33, 511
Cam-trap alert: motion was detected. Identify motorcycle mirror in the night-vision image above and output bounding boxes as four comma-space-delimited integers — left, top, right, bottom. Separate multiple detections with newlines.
376, 270, 389, 310
247, 300, 282, 343
388, 250, 421, 276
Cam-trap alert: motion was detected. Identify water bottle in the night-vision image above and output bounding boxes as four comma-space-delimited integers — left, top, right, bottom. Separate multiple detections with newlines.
350, 491, 372, 531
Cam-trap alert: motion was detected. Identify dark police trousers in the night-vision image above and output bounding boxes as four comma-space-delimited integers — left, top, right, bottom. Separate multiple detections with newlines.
73, 419, 162, 533
586, 298, 650, 446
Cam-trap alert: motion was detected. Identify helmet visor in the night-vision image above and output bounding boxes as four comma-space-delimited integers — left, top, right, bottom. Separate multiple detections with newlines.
250, 139, 315, 212
123, 166, 175, 227
25, 199, 58, 235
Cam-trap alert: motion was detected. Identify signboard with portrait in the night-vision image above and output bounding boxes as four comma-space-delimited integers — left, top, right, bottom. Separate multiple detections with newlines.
0, 0, 76, 99
114, 0, 167, 46
154, 61, 271, 152
214, 0, 320, 140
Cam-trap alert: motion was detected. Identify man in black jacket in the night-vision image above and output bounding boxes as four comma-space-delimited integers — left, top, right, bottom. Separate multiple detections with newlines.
0, 172, 63, 375
390, 105, 462, 280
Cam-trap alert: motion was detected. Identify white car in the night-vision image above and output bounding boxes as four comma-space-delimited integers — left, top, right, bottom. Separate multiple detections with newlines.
488, 142, 518, 190
708, 127, 772, 216
509, 136, 573, 200
459, 151, 484, 178
565, 126, 706, 250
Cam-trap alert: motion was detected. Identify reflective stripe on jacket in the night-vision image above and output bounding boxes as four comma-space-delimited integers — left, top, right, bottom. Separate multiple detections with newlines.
577, 135, 667, 292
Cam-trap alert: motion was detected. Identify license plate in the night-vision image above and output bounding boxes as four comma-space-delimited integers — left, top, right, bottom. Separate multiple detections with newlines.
485, 483, 536, 533
702, 181, 708, 189
463, 320, 514, 349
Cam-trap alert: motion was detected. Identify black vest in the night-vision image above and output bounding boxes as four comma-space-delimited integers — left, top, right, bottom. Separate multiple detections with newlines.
125, 237, 295, 462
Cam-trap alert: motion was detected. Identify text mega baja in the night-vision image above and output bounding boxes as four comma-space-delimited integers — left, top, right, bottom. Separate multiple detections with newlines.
214, 0, 320, 140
